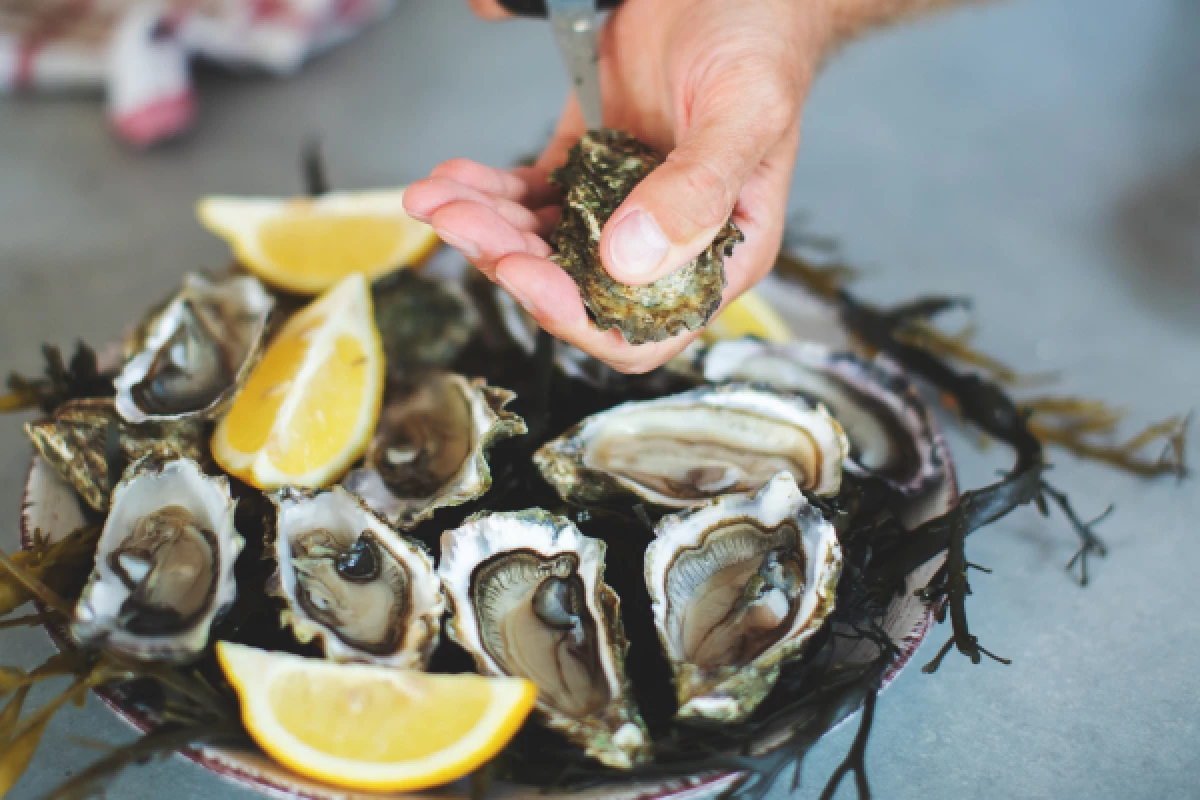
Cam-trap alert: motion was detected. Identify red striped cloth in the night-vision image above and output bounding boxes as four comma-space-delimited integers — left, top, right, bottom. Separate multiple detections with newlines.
0, 0, 394, 146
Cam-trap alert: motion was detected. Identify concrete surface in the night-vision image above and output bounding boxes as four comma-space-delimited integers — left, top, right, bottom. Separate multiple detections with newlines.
2, 0, 1198, 798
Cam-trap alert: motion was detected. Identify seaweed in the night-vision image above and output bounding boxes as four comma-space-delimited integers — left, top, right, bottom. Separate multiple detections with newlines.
0, 549, 244, 798
0, 526, 101, 617
0, 344, 116, 415
0, 212, 1189, 800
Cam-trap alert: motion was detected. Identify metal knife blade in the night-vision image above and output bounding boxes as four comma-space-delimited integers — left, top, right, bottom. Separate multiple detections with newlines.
545, 0, 603, 130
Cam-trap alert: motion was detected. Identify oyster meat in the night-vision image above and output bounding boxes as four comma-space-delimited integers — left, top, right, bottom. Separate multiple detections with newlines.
535, 384, 849, 508
439, 510, 649, 769
270, 486, 444, 668
701, 339, 943, 495
25, 398, 205, 512
71, 456, 242, 662
344, 373, 526, 528
551, 130, 743, 345
114, 273, 273, 423
644, 472, 842, 723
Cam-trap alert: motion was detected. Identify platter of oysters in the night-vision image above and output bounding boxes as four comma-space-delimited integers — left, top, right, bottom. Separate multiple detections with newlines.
8, 135, 979, 800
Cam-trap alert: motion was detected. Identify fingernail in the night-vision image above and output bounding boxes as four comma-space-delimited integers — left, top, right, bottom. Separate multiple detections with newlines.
496, 273, 537, 317
408, 209, 431, 223
435, 228, 480, 260
609, 211, 669, 279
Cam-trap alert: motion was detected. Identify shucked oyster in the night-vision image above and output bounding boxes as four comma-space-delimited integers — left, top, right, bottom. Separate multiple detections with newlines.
701, 339, 944, 495
535, 384, 849, 508
72, 456, 242, 662
25, 398, 205, 512
551, 130, 743, 345
644, 472, 842, 723
344, 373, 527, 528
270, 486, 444, 668
439, 510, 649, 769
114, 273, 273, 424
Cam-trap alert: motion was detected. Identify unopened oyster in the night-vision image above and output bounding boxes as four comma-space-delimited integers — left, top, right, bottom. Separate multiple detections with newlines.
701, 339, 944, 495
25, 398, 205, 512
485, 282, 684, 393
373, 270, 478, 380
644, 472, 842, 723
72, 456, 242, 662
551, 130, 743, 345
270, 486, 443, 668
535, 384, 849, 508
439, 510, 649, 769
344, 373, 526, 528
114, 273, 273, 423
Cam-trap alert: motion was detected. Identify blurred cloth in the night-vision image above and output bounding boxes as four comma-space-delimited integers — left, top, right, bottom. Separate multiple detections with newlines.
0, 0, 394, 146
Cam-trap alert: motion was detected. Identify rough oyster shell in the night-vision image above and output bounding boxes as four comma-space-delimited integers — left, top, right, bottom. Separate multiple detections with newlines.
25, 398, 205, 512
71, 456, 242, 662
644, 472, 842, 723
373, 270, 478, 381
114, 273, 273, 424
550, 130, 743, 345
534, 384, 849, 508
343, 373, 526, 528
439, 510, 650, 769
701, 339, 944, 495
269, 486, 444, 668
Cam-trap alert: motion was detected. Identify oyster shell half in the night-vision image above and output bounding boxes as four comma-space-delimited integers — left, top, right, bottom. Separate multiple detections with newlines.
114, 273, 273, 424
344, 373, 527, 528
550, 130, 743, 345
645, 472, 842, 723
71, 456, 242, 662
25, 397, 205, 512
534, 384, 849, 508
701, 339, 944, 495
270, 486, 444, 668
439, 510, 650, 769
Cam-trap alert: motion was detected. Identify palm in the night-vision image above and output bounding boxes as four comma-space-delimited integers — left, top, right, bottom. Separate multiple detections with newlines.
405, 0, 808, 373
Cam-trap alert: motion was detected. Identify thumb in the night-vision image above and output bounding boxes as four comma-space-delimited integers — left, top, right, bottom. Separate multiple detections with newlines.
600, 96, 789, 285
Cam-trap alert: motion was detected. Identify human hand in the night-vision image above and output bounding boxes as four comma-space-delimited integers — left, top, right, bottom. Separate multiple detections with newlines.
406, 0, 828, 373
463, 0, 512, 20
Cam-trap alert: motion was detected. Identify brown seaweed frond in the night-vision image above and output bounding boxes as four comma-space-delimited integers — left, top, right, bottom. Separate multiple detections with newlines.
0, 549, 73, 617
895, 320, 1056, 386
0, 552, 244, 796
41, 722, 247, 800
773, 251, 861, 303
0, 655, 132, 796
1, 343, 116, 415
0, 526, 101, 617
1026, 401, 1190, 478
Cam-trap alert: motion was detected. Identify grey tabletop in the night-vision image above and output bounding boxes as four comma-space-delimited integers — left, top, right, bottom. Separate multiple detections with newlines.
2, 0, 1198, 798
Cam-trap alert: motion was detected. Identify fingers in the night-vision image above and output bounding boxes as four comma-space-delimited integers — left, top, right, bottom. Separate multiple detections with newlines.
403, 155, 564, 272
429, 158, 560, 209
722, 127, 801, 298
405, 176, 556, 236
493, 254, 701, 374
465, 0, 512, 20
425, 199, 551, 278
599, 67, 798, 287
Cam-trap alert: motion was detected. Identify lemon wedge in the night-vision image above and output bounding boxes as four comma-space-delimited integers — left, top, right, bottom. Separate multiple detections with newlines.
211, 273, 383, 489
198, 190, 440, 294
217, 642, 536, 793
703, 288, 793, 344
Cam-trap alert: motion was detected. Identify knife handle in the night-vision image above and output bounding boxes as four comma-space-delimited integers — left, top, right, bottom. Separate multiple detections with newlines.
496, 0, 622, 17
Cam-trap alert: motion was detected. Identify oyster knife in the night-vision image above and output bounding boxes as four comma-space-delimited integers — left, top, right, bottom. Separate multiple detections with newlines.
545, 0, 603, 130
